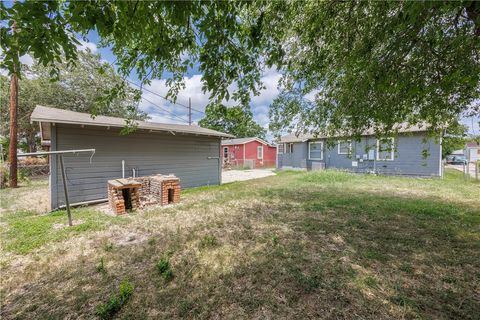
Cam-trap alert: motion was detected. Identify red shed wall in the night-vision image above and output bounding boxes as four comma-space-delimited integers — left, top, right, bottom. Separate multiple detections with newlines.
222, 140, 276, 168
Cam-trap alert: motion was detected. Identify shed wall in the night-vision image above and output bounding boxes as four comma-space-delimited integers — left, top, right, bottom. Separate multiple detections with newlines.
51, 124, 221, 209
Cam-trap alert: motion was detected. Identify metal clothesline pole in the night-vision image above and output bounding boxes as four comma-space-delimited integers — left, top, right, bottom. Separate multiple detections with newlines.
17, 148, 95, 226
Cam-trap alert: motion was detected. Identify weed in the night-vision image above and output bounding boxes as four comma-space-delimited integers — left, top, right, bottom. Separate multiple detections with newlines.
271, 234, 279, 246
96, 257, 106, 274
156, 256, 174, 281
199, 234, 218, 249
364, 276, 378, 288
103, 243, 114, 252
95, 278, 134, 319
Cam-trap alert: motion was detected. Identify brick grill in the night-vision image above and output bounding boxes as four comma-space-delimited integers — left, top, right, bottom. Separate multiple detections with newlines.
108, 174, 181, 215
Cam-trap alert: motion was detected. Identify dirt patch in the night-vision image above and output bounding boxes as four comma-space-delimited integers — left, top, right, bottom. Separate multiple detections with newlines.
222, 169, 276, 184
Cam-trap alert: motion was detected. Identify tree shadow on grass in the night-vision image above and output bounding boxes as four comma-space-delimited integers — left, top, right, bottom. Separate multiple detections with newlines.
1, 185, 479, 319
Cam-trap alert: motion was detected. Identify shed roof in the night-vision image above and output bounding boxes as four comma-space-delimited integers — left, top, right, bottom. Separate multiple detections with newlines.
31, 105, 233, 138
466, 142, 480, 148
278, 123, 432, 143
222, 137, 275, 147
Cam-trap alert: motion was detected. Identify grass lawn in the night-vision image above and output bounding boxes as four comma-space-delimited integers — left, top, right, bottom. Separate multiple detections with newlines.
0, 169, 479, 319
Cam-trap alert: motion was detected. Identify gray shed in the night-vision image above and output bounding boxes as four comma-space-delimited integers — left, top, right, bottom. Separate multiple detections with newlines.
31, 105, 233, 210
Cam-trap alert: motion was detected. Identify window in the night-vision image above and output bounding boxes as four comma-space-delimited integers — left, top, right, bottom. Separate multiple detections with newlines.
308, 141, 323, 160
284, 143, 293, 153
257, 146, 263, 159
277, 143, 284, 154
223, 147, 228, 159
376, 138, 395, 161
338, 140, 352, 155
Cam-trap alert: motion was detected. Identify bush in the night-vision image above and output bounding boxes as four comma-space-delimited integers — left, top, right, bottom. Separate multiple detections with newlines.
96, 278, 134, 319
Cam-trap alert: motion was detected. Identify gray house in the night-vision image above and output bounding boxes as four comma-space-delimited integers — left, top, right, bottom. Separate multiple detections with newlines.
277, 126, 442, 177
31, 105, 232, 210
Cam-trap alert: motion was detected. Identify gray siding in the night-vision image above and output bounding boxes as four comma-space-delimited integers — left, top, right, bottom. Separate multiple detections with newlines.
51, 124, 221, 209
278, 133, 441, 177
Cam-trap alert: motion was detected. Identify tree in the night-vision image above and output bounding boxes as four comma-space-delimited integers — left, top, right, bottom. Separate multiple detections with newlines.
441, 120, 468, 158
1, 1, 479, 138
265, 1, 480, 138
199, 104, 266, 139
0, 50, 145, 154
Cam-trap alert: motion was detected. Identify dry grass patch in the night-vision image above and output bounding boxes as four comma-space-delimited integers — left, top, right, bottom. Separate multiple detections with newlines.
0, 169, 479, 319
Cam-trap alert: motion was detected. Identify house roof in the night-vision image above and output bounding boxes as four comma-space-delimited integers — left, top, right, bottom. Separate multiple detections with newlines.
278, 123, 432, 143
31, 105, 233, 139
222, 137, 275, 147
466, 142, 480, 148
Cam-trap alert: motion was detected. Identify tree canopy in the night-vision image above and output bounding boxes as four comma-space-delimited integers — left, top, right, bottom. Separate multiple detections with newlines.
1, 1, 479, 137
0, 50, 145, 153
199, 103, 266, 139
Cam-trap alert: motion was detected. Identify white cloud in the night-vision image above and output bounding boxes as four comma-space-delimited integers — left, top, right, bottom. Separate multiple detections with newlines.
77, 39, 98, 53
136, 69, 283, 128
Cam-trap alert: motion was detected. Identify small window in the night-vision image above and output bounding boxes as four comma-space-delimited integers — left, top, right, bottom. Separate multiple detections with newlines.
338, 140, 352, 155
257, 146, 263, 159
277, 144, 284, 154
376, 138, 395, 161
223, 147, 228, 159
308, 141, 323, 160
289, 143, 293, 153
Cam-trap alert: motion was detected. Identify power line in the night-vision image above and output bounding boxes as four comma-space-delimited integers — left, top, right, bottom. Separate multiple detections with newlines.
125, 78, 205, 114
141, 96, 191, 124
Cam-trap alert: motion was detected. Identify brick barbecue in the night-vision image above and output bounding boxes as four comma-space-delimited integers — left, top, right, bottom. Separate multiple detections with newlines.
108, 174, 181, 215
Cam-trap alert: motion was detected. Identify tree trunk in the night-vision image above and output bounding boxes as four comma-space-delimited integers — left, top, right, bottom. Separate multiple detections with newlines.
8, 73, 18, 188
26, 131, 37, 153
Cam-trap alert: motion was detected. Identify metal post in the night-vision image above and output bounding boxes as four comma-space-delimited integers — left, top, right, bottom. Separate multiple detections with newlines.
188, 97, 192, 125
463, 162, 466, 180
59, 155, 73, 226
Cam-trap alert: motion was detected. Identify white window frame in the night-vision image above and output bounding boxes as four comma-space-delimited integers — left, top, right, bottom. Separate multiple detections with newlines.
277, 143, 284, 154
338, 140, 352, 155
289, 143, 293, 153
223, 147, 229, 159
257, 145, 264, 159
376, 137, 395, 161
308, 141, 323, 160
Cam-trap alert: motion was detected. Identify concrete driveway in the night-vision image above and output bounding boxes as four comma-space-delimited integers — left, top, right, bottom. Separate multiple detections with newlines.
222, 169, 276, 184
446, 164, 478, 178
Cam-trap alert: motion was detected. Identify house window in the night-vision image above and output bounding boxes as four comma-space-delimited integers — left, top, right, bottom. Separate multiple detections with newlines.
223, 147, 228, 159
308, 141, 323, 160
338, 140, 352, 155
285, 143, 293, 153
376, 138, 395, 161
277, 144, 284, 154
257, 146, 263, 159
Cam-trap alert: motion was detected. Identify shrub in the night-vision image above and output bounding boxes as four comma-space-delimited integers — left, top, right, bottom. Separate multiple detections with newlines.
96, 278, 134, 319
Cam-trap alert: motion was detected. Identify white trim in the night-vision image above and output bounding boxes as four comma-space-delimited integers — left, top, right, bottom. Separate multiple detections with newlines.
337, 140, 352, 155
257, 145, 264, 159
277, 143, 284, 154
308, 141, 323, 160
376, 137, 395, 161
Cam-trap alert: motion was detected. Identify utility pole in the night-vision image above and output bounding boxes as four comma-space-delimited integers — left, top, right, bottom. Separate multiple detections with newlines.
8, 18, 18, 188
188, 97, 192, 125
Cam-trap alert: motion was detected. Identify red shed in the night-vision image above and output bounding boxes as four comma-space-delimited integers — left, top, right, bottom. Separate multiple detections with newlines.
221, 137, 277, 168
